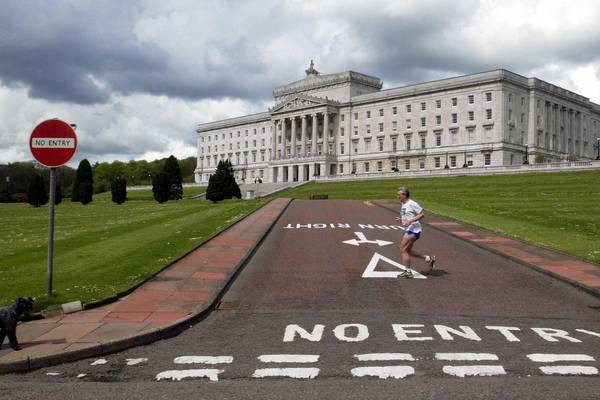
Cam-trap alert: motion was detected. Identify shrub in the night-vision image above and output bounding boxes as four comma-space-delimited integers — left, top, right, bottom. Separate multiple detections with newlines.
27, 174, 48, 207
111, 177, 127, 204
152, 172, 169, 203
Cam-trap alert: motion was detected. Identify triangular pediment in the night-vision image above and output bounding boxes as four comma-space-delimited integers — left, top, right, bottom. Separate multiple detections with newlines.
269, 94, 338, 114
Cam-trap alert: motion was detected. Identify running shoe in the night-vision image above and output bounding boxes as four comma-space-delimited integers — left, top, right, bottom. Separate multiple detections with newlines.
427, 255, 436, 271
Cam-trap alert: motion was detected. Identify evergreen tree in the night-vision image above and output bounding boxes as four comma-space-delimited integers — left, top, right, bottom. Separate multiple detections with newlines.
163, 155, 183, 200
206, 161, 225, 203
111, 177, 127, 204
54, 181, 62, 205
72, 159, 94, 204
152, 172, 169, 203
223, 160, 241, 199
27, 174, 48, 207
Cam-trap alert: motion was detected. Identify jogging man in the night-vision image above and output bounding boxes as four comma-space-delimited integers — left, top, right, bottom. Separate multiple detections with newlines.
395, 186, 436, 277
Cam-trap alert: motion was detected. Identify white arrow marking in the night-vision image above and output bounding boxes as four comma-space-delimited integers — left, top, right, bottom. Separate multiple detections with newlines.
362, 253, 427, 279
343, 232, 393, 247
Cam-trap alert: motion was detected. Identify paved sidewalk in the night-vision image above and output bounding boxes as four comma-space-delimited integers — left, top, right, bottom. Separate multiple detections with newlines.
0, 198, 291, 373
373, 199, 600, 298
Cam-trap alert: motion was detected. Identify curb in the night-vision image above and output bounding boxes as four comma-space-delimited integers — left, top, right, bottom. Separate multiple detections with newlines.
372, 200, 600, 300
2, 198, 293, 374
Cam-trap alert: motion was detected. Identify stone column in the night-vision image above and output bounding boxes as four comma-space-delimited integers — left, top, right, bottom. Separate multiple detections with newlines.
272, 120, 277, 160
291, 116, 297, 157
301, 115, 307, 157
281, 117, 287, 159
311, 113, 318, 156
323, 112, 329, 153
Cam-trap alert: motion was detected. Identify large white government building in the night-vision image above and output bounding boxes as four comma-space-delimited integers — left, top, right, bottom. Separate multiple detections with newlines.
195, 62, 600, 183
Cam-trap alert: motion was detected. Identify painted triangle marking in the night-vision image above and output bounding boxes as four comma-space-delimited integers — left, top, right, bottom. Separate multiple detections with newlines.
361, 253, 427, 279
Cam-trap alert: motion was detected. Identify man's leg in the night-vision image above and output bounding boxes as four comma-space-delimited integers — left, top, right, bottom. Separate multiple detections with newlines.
400, 234, 417, 268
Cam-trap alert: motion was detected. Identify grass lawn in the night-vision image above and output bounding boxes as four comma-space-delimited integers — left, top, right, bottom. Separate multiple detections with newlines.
279, 170, 600, 265
0, 189, 266, 309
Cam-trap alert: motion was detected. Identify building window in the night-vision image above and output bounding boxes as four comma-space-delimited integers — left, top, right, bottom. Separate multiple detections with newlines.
377, 161, 383, 172
392, 106, 398, 115
253, 140, 256, 147
379, 123, 384, 132
340, 143, 345, 155
379, 109, 384, 117
486, 109, 493, 119
252, 152, 257, 162
341, 114, 345, 122
468, 95, 474, 104
406, 137, 411, 150
261, 138, 265, 146
366, 111, 371, 119
378, 140, 384, 151
391, 159, 397, 170
364, 162, 370, 172
450, 155, 457, 168
521, 97, 525, 106
508, 93, 512, 103
466, 154, 473, 167
421, 117, 426, 127
261, 152, 265, 161
436, 115, 441, 125
434, 157, 441, 168
406, 119, 412, 129
521, 113, 525, 124
340, 127, 345, 136
508, 109, 512, 120
419, 159, 425, 170
451, 131, 458, 144
365, 140, 371, 152
392, 121, 397, 131
354, 127, 359, 136
339, 164, 344, 174
452, 97, 458, 107
468, 111, 474, 121
392, 140, 397, 151
468, 129, 475, 143
486, 92, 492, 102
405, 159, 410, 170
436, 134, 441, 146
484, 153, 491, 166
436, 99, 441, 109
366, 124, 371, 134
421, 136, 426, 149
452, 113, 458, 124
421, 102, 426, 111
354, 113, 358, 120
406, 104, 411, 113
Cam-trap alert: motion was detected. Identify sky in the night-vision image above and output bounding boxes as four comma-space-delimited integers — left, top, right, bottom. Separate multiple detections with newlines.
2, 0, 600, 166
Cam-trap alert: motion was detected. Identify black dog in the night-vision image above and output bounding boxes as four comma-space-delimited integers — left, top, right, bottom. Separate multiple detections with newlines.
0, 297, 34, 351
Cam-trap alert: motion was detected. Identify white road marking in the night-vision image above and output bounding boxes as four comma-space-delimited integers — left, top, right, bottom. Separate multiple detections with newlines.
174, 356, 233, 364
539, 366, 598, 376
354, 353, 415, 361
527, 354, 595, 363
90, 359, 108, 366
362, 253, 427, 279
442, 365, 506, 377
126, 358, 148, 366
351, 366, 414, 379
343, 232, 393, 247
435, 353, 498, 361
156, 369, 224, 381
576, 328, 600, 338
77, 373, 87, 378
46, 372, 60, 376
258, 354, 319, 363
252, 368, 320, 379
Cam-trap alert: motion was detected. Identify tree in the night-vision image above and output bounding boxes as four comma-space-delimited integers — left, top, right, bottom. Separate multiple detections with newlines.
27, 174, 48, 207
223, 160, 241, 199
206, 161, 226, 203
111, 177, 127, 204
163, 155, 183, 200
54, 181, 63, 205
152, 172, 169, 203
72, 159, 94, 204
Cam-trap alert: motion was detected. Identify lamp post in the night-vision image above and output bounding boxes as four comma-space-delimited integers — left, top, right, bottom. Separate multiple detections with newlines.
523, 145, 529, 164
596, 138, 600, 160
444, 152, 449, 169
462, 151, 468, 168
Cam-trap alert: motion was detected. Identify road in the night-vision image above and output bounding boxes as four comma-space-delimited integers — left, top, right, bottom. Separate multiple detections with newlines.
1, 200, 599, 399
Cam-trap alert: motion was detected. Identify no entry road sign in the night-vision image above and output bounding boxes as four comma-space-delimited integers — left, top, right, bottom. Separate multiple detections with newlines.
30, 119, 77, 167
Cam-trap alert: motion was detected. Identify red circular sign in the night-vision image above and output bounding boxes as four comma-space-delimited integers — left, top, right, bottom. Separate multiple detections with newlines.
29, 119, 78, 167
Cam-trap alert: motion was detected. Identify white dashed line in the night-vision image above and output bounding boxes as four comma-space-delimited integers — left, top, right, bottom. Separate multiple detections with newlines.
351, 366, 415, 379
156, 369, 224, 381
442, 365, 506, 377
527, 354, 595, 363
258, 354, 319, 363
252, 368, 320, 379
173, 356, 233, 364
539, 366, 599, 376
435, 353, 499, 361
354, 353, 415, 362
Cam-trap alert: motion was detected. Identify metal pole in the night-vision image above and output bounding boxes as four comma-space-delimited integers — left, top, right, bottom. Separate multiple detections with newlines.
47, 167, 56, 297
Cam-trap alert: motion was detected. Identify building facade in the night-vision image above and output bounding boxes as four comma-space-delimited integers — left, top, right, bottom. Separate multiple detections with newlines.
195, 63, 600, 183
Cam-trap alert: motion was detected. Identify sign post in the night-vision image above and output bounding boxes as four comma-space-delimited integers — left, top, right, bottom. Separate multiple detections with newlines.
29, 119, 77, 297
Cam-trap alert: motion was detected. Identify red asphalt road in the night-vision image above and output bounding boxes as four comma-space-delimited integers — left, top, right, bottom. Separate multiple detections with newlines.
224, 199, 600, 320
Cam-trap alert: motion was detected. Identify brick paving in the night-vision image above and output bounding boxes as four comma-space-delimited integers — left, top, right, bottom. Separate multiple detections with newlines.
373, 199, 600, 297
0, 198, 291, 373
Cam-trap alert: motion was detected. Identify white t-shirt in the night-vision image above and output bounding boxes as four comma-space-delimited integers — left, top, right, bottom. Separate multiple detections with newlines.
401, 199, 423, 233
